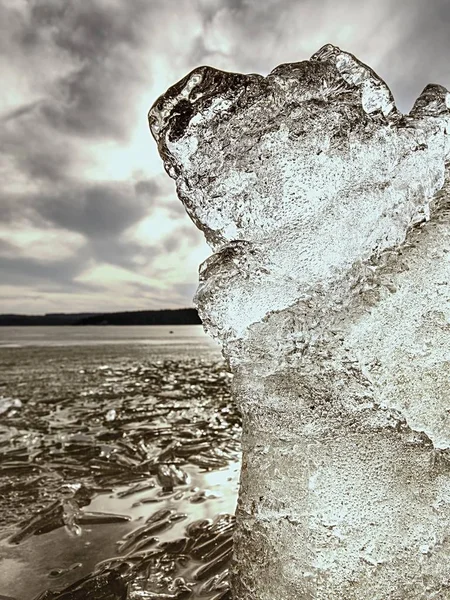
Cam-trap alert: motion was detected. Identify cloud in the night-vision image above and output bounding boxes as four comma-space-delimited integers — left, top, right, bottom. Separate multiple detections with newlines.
0, 180, 155, 238
1, 100, 43, 124
34, 183, 148, 238
0, 253, 89, 289
0, 224, 86, 262
4, 0, 149, 139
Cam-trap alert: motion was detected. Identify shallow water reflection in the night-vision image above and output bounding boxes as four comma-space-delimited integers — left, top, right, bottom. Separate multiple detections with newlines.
0, 337, 239, 600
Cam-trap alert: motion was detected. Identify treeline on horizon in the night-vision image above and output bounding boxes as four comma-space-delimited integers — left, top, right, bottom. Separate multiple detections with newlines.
0, 309, 201, 327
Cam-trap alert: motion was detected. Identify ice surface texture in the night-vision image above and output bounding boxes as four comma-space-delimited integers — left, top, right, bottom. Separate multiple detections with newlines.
151, 45, 450, 599
150, 45, 449, 351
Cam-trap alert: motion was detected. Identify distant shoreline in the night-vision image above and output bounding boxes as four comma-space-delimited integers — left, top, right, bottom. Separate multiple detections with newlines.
0, 309, 201, 327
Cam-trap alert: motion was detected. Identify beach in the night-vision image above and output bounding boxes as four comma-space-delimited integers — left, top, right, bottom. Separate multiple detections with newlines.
0, 326, 239, 600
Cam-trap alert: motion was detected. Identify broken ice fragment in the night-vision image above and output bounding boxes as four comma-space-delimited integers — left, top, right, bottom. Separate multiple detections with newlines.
105, 408, 116, 422
0, 397, 22, 415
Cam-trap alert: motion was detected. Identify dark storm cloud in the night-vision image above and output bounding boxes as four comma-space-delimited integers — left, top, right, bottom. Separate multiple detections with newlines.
0, 198, 20, 224
162, 226, 204, 254
0, 0, 157, 189
88, 237, 148, 270
135, 177, 188, 218
0, 239, 17, 255
0, 253, 90, 288
17, 0, 150, 140
0, 179, 156, 237
35, 183, 148, 238
1, 100, 43, 124
135, 180, 160, 196
0, 176, 170, 285
2, 106, 77, 183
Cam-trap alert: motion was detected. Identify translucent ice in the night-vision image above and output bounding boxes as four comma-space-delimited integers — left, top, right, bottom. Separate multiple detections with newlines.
150, 45, 450, 600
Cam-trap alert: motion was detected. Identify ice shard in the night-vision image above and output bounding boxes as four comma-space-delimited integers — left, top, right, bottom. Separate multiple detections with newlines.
149, 44, 450, 599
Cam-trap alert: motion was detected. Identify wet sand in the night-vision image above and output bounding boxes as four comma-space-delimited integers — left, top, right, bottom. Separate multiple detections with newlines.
0, 330, 240, 600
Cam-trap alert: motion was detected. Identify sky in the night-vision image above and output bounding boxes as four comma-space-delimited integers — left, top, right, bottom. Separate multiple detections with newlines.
0, 0, 449, 315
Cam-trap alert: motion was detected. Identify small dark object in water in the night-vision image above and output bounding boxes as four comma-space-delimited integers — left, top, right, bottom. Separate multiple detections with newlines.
48, 563, 82, 579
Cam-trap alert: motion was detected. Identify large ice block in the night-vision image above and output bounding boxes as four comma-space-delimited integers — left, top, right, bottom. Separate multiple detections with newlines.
150, 44, 450, 599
